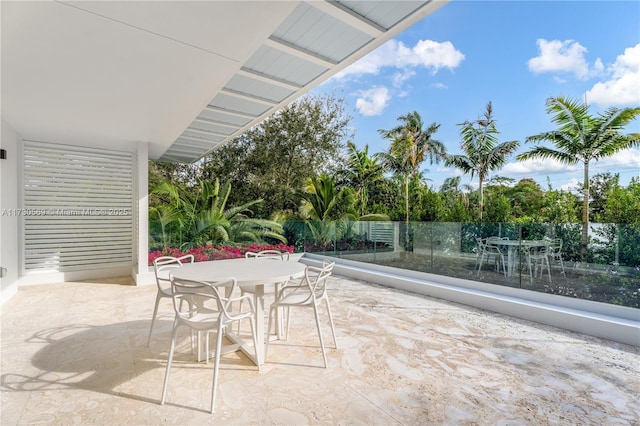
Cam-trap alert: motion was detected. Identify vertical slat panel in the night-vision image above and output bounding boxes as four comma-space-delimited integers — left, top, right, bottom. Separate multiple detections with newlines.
22, 141, 134, 273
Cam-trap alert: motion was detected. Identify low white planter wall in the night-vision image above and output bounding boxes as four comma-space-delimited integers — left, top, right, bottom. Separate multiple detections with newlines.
302, 253, 640, 347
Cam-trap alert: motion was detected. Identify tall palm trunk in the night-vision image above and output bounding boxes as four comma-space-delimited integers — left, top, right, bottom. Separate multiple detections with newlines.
404, 175, 410, 250
581, 160, 589, 259
478, 176, 484, 221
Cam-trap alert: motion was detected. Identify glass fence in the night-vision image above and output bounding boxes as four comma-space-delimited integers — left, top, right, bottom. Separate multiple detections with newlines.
281, 220, 640, 309
149, 220, 639, 309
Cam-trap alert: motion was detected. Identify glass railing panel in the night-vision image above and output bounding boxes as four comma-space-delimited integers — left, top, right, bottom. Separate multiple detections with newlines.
150, 218, 639, 308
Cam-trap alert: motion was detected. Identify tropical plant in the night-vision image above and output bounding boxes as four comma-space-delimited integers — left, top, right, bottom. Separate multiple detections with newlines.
299, 173, 388, 247
149, 178, 286, 250
378, 111, 446, 248
581, 172, 620, 222
517, 96, 640, 258
344, 141, 384, 216
437, 176, 475, 222
445, 102, 519, 220
299, 174, 356, 247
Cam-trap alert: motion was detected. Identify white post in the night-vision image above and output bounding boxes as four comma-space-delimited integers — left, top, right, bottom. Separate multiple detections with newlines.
134, 141, 151, 284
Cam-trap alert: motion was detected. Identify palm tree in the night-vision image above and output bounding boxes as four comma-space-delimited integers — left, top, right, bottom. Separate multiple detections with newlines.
344, 141, 384, 216
300, 174, 388, 247
300, 174, 356, 247
440, 176, 474, 210
445, 102, 519, 220
517, 96, 640, 257
378, 111, 446, 249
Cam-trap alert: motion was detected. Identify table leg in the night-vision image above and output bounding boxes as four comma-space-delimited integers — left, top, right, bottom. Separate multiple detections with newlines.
253, 284, 265, 365
508, 246, 516, 277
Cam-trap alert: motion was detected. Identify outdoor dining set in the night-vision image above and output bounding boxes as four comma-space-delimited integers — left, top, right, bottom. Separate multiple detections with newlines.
146, 251, 337, 413
476, 236, 565, 281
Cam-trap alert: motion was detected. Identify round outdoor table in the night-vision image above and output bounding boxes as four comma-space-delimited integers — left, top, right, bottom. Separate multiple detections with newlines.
495, 239, 548, 277
171, 257, 306, 366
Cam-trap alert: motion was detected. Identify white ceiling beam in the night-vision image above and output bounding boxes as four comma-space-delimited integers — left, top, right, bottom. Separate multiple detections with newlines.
186, 126, 229, 137
220, 87, 278, 107
204, 105, 259, 120
180, 132, 225, 142
264, 36, 337, 68
236, 68, 302, 91
311, 0, 385, 37
192, 117, 238, 130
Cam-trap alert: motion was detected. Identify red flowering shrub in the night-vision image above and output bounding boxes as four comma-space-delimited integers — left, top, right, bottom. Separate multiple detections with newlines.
148, 243, 294, 265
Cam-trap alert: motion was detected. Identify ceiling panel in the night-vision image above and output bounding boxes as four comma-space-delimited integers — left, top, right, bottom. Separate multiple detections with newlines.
225, 75, 295, 103
243, 45, 329, 87
181, 131, 226, 143
197, 109, 253, 127
272, 3, 373, 62
208, 93, 272, 117
336, 0, 428, 30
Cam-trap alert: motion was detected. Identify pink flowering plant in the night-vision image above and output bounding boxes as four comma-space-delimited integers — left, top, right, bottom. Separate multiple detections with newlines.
149, 242, 294, 265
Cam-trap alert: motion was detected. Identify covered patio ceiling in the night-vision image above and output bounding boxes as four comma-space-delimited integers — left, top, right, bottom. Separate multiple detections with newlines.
1, 1, 447, 163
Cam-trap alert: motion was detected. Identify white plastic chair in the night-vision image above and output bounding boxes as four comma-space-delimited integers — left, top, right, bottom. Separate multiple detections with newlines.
160, 276, 259, 414
238, 250, 290, 333
147, 254, 194, 346
265, 260, 337, 367
526, 244, 552, 283
477, 237, 506, 276
547, 238, 565, 275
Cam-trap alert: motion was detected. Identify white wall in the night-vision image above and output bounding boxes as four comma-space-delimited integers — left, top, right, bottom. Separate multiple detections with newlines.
1, 119, 20, 304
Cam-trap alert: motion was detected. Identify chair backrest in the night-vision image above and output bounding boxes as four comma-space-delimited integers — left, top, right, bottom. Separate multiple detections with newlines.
169, 276, 237, 321
486, 236, 504, 245
305, 260, 335, 299
476, 237, 487, 252
245, 250, 290, 261
153, 255, 195, 285
549, 238, 562, 253
485, 237, 505, 253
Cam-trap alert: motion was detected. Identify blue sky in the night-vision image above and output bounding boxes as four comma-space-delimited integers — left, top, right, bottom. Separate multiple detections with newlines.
314, 0, 640, 192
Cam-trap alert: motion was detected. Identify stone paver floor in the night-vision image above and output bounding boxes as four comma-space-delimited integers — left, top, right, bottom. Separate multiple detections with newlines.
1, 275, 638, 425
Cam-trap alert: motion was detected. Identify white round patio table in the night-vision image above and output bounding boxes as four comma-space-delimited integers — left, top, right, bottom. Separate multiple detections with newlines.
495, 239, 548, 277
171, 257, 306, 366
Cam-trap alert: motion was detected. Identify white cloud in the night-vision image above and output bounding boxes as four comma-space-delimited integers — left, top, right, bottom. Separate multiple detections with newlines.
355, 87, 390, 116
392, 70, 415, 88
558, 177, 581, 193
592, 148, 640, 170
431, 82, 448, 89
528, 39, 597, 79
499, 149, 640, 190
502, 158, 579, 175
585, 43, 640, 107
334, 39, 464, 80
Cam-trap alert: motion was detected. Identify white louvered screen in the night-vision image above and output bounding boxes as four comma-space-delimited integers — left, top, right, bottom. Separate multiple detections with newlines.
22, 141, 134, 273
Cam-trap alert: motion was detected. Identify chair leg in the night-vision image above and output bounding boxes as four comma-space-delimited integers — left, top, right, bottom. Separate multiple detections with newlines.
265, 306, 275, 362
236, 292, 245, 334
248, 314, 260, 371
210, 322, 224, 414
147, 292, 162, 347
544, 258, 552, 283
312, 304, 327, 368
324, 298, 337, 349
197, 331, 202, 362
160, 318, 179, 405
477, 254, 485, 275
